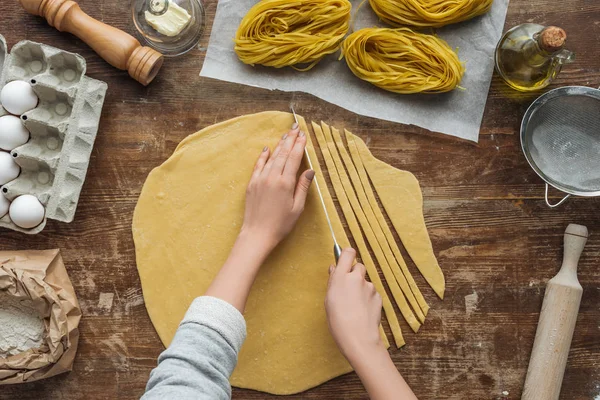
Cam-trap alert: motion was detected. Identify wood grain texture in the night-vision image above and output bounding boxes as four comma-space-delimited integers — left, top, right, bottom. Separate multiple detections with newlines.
1, 1, 599, 399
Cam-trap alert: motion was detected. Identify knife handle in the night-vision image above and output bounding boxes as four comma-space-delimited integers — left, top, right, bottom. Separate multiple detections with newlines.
334, 244, 342, 263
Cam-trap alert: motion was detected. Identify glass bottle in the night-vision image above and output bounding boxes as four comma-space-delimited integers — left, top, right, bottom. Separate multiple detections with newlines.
495, 24, 574, 91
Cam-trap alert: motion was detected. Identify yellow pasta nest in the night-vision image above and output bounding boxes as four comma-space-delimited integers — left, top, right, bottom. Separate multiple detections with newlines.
234, 0, 352, 71
341, 28, 465, 94
369, 0, 493, 28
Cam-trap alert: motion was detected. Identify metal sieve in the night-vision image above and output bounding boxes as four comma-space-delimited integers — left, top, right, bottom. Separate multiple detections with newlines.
521, 86, 600, 208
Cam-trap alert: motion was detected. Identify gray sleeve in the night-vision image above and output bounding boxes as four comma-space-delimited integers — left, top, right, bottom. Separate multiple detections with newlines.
142, 296, 247, 400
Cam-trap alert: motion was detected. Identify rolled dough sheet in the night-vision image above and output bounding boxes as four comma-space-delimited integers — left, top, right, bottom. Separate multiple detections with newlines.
133, 111, 442, 394
133, 111, 355, 395
344, 130, 430, 316
331, 128, 428, 322
311, 122, 405, 348
353, 135, 445, 299
318, 122, 420, 333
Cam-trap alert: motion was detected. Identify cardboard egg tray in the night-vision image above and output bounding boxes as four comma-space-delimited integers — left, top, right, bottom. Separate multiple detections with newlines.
0, 34, 107, 234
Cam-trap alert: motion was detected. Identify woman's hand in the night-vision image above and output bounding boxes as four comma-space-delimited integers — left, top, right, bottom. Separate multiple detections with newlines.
325, 247, 418, 400
325, 248, 383, 361
205, 123, 314, 312
241, 124, 315, 253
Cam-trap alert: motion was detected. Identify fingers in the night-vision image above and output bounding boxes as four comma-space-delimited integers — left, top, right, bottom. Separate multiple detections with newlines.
327, 264, 335, 288
264, 134, 285, 171
366, 281, 376, 294
373, 291, 383, 319
283, 132, 307, 177
251, 146, 270, 181
351, 262, 367, 279
265, 125, 299, 171
335, 248, 356, 274
373, 289, 382, 302
271, 127, 300, 174
292, 169, 315, 212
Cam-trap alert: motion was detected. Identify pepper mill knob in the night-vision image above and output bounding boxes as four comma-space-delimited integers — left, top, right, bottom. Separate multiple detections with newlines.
20, 0, 164, 86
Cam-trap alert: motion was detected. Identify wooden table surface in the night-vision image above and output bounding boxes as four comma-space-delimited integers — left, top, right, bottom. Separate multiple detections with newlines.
2, 1, 599, 399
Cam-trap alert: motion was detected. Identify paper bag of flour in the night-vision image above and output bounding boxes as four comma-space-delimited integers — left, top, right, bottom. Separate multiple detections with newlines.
0, 249, 81, 384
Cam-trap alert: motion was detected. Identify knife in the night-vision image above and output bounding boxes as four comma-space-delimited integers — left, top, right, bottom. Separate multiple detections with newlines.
290, 106, 343, 263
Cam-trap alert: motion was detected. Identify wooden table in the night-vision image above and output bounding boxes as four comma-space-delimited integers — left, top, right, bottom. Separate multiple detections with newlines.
2, 1, 599, 399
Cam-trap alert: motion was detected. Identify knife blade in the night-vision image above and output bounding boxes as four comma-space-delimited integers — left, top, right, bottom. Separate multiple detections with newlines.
290, 106, 342, 262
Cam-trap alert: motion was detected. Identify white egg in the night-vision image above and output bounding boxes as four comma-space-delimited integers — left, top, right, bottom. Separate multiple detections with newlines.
0, 115, 30, 150
0, 193, 9, 218
9, 194, 45, 229
0, 151, 20, 185
1, 80, 39, 115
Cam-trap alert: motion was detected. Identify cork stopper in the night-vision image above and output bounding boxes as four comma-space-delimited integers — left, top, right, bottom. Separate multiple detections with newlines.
539, 26, 567, 52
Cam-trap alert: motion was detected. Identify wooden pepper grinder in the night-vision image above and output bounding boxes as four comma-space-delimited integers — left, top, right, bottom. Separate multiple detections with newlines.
522, 224, 588, 400
20, 0, 164, 86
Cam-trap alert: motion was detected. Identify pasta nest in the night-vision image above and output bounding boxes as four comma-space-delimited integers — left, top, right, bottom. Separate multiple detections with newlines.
369, 0, 494, 28
234, 0, 352, 71
341, 28, 465, 94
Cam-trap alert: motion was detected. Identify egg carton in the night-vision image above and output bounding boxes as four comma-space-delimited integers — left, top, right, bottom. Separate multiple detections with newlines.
0, 34, 107, 234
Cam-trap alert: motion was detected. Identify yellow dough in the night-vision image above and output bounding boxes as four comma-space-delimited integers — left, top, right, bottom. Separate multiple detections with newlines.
332, 128, 429, 321
317, 122, 420, 333
133, 112, 354, 395
311, 122, 405, 347
344, 130, 430, 315
352, 135, 445, 299
133, 111, 443, 394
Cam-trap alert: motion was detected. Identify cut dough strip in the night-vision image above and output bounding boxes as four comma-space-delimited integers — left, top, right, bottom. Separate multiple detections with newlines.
302, 117, 391, 348
332, 128, 429, 321
344, 130, 430, 316
272, 116, 395, 353
301, 116, 351, 250
318, 122, 421, 334
312, 121, 406, 348
353, 134, 445, 299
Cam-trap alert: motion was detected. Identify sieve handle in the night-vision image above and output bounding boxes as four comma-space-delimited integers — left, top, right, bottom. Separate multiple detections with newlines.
545, 183, 571, 208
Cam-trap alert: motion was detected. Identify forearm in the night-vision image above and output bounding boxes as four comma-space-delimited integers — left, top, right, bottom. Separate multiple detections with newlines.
143, 297, 247, 400
204, 230, 272, 312
349, 345, 418, 400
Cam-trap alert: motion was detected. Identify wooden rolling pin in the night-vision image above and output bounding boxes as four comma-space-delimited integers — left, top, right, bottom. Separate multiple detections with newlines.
20, 0, 164, 86
522, 224, 588, 400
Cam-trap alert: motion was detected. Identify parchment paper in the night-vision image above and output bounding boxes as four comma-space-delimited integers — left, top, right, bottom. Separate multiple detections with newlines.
0, 250, 81, 384
200, 0, 510, 142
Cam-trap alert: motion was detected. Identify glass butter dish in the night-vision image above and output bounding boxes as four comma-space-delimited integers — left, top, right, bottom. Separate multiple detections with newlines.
132, 0, 205, 56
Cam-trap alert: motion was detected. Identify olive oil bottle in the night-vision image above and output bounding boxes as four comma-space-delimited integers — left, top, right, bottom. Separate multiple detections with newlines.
495, 24, 574, 91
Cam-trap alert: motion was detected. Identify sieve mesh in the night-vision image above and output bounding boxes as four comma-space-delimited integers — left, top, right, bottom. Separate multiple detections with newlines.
523, 91, 600, 195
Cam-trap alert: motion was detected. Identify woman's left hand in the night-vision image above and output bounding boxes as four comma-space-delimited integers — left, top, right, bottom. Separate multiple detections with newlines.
241, 123, 315, 252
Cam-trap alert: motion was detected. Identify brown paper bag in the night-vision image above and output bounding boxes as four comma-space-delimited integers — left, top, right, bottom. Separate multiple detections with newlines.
0, 249, 81, 384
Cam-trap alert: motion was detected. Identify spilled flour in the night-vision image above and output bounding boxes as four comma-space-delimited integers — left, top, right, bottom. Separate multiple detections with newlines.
0, 292, 45, 357
464, 291, 479, 318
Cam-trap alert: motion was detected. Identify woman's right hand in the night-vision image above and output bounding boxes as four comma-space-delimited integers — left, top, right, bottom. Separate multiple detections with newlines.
325, 248, 384, 361
325, 248, 419, 400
